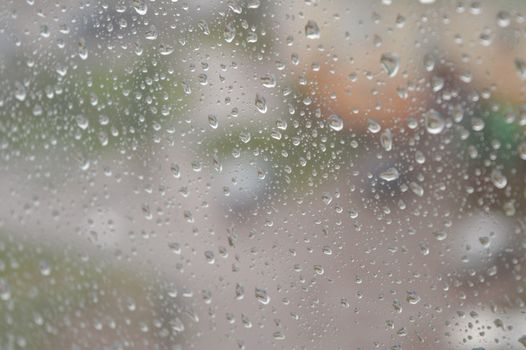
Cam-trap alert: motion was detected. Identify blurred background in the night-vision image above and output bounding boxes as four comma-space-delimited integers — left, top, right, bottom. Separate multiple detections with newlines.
1, 0, 526, 349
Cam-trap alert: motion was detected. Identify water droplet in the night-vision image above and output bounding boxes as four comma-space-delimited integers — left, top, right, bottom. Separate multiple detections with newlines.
367, 119, 382, 133
393, 299, 402, 313
432, 230, 447, 241
261, 74, 276, 88
40, 25, 50, 38
497, 11, 511, 28
490, 169, 507, 189
0, 278, 10, 301
240, 131, 251, 144
14, 82, 26, 102
255, 288, 270, 304
380, 128, 393, 151
170, 163, 181, 178
235, 283, 245, 300
380, 53, 400, 77
132, 0, 148, 15
424, 109, 445, 134
321, 192, 333, 205
515, 59, 526, 80
159, 44, 174, 55
518, 335, 526, 348
313, 265, 324, 275
409, 182, 424, 197
305, 20, 320, 39
255, 94, 267, 113
39, 261, 51, 276
273, 331, 286, 340
208, 114, 218, 129
406, 291, 420, 304
379, 167, 399, 182
415, 150, 426, 164
224, 22, 236, 43
204, 251, 215, 264
78, 39, 88, 60
327, 114, 343, 131
518, 142, 526, 160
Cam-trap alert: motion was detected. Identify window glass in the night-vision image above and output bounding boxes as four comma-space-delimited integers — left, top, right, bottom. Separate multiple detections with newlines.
1, 1, 526, 349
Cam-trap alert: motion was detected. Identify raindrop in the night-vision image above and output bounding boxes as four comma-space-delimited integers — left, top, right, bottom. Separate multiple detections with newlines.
261, 74, 276, 88
406, 291, 420, 304
490, 169, 507, 189
380, 53, 400, 77
305, 20, 320, 39
327, 114, 343, 131
379, 167, 399, 182
515, 59, 526, 80
409, 182, 424, 197
380, 128, 393, 151
255, 288, 270, 305
497, 11, 511, 27
132, 0, 148, 15
255, 94, 267, 113
78, 39, 88, 60
204, 251, 215, 264
240, 131, 251, 144
170, 163, 181, 178
208, 115, 218, 129
424, 109, 445, 134
367, 119, 382, 133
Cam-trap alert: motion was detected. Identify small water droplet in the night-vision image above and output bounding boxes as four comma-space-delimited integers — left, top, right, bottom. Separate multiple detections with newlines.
240, 131, 251, 144
424, 109, 445, 134
327, 114, 343, 131
204, 251, 215, 264
379, 167, 399, 182
380, 128, 393, 151
409, 182, 424, 197
261, 74, 276, 88
255, 288, 270, 305
380, 53, 400, 77
224, 22, 236, 43
406, 291, 420, 304
497, 11, 511, 27
132, 0, 148, 15
432, 230, 448, 241
208, 114, 218, 129
515, 59, 526, 80
255, 94, 267, 113
305, 20, 320, 39
159, 44, 174, 55
367, 119, 382, 133
78, 39, 88, 60
490, 169, 507, 189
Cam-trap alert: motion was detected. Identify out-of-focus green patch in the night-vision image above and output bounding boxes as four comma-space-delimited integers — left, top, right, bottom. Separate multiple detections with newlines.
0, 233, 180, 349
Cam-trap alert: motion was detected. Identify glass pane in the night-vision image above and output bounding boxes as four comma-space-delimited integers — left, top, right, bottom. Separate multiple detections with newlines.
1, 0, 526, 349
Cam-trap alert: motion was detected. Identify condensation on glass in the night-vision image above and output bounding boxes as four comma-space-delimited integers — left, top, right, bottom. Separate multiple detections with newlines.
0, 0, 526, 349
